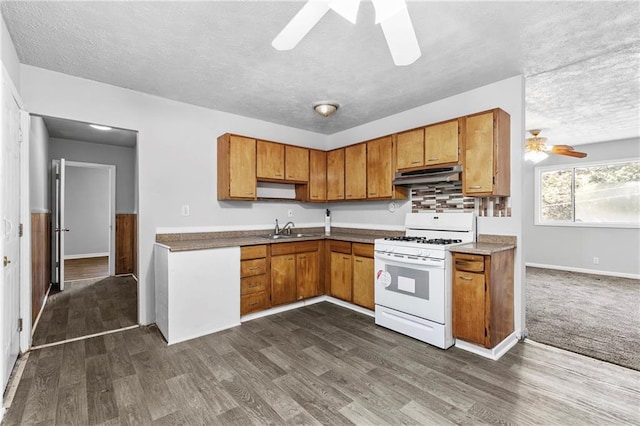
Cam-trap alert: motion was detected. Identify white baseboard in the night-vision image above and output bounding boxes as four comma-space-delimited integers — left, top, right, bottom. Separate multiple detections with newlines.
526, 262, 639, 280
240, 296, 374, 323
455, 332, 519, 360
64, 252, 109, 260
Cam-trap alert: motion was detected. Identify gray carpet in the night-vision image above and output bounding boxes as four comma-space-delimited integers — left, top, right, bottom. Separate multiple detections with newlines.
526, 267, 640, 371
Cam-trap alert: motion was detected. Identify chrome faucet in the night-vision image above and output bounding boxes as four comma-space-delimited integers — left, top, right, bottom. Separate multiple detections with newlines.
281, 221, 295, 235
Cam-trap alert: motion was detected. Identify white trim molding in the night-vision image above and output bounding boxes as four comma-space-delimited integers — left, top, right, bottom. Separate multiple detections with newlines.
526, 262, 640, 280
64, 252, 109, 260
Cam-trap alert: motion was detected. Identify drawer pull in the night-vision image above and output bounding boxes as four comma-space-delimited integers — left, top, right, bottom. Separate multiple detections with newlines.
459, 276, 473, 281
411, 161, 421, 164
248, 266, 259, 270
355, 259, 363, 263
248, 283, 258, 288
427, 158, 439, 161
468, 185, 482, 189
249, 302, 258, 306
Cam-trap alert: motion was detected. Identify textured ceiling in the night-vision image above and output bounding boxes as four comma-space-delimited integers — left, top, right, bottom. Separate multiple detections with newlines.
2, 1, 639, 147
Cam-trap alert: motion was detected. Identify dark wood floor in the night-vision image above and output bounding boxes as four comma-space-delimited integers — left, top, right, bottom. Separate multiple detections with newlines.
32, 276, 137, 347
5, 302, 639, 425
64, 257, 109, 281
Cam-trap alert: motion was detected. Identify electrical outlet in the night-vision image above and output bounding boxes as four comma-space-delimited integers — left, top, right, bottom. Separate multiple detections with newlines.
182, 205, 190, 216
287, 209, 293, 217
593, 257, 599, 265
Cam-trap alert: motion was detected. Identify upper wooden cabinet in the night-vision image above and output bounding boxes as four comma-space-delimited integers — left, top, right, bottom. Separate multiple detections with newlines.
307, 149, 326, 202
327, 148, 345, 201
366, 136, 393, 199
462, 108, 510, 197
425, 119, 459, 166
257, 141, 309, 183
285, 145, 309, 182
396, 119, 459, 171
345, 143, 367, 200
217, 134, 257, 200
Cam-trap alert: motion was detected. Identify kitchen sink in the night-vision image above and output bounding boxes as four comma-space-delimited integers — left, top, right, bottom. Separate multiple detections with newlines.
259, 233, 316, 240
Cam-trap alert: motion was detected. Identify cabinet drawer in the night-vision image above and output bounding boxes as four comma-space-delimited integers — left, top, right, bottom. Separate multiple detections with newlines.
270, 242, 297, 256
241, 275, 268, 295
241, 258, 267, 277
241, 245, 267, 260
296, 240, 319, 253
241, 291, 269, 315
330, 240, 352, 254
454, 254, 485, 273
352, 243, 374, 258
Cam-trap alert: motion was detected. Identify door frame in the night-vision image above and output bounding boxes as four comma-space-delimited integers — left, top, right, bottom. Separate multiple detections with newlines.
54, 160, 117, 280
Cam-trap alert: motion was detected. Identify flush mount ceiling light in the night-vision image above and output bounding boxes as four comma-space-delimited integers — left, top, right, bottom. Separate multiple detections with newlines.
313, 103, 339, 117
90, 124, 112, 131
272, 0, 421, 66
524, 129, 587, 163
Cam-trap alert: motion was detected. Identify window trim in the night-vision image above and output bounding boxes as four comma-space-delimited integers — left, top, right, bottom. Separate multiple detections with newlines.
534, 157, 640, 229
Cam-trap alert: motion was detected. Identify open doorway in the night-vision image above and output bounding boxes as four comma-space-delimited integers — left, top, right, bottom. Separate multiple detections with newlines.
29, 115, 138, 347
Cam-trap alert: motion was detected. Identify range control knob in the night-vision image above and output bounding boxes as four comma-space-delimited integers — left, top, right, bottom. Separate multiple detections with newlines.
387, 247, 395, 253
417, 249, 427, 257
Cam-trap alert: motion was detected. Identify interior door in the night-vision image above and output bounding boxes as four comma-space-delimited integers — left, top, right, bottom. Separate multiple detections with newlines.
2, 74, 22, 392
51, 158, 67, 291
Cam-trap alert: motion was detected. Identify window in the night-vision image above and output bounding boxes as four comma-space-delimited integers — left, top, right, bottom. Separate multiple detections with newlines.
535, 159, 640, 227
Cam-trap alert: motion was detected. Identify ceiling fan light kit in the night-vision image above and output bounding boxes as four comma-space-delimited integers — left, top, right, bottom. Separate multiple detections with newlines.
524, 129, 587, 163
272, 0, 421, 66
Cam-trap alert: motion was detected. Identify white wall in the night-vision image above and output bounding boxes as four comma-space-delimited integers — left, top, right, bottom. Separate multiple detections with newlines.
64, 165, 110, 257
1, 13, 19, 89
49, 138, 136, 213
29, 116, 49, 212
524, 137, 640, 278
328, 76, 526, 335
20, 65, 328, 325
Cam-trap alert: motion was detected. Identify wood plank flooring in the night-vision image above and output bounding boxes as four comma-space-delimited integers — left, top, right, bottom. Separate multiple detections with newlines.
64, 257, 109, 281
32, 276, 137, 347
5, 302, 639, 425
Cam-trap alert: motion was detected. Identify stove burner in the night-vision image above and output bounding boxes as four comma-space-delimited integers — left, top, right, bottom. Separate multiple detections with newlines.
384, 237, 462, 245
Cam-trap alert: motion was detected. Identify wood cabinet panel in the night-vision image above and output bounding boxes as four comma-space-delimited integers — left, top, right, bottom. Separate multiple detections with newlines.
270, 242, 297, 256
285, 145, 309, 182
396, 128, 424, 170
329, 240, 351, 254
352, 255, 374, 310
345, 143, 367, 200
330, 252, 352, 301
327, 149, 345, 200
241, 275, 268, 295
271, 255, 296, 306
240, 258, 267, 277
241, 292, 269, 315
308, 149, 326, 202
116, 213, 136, 275
452, 269, 486, 345
424, 119, 459, 166
352, 243, 374, 258
218, 134, 256, 200
31, 212, 51, 323
296, 251, 319, 300
241, 245, 267, 260
366, 136, 393, 198
257, 140, 285, 180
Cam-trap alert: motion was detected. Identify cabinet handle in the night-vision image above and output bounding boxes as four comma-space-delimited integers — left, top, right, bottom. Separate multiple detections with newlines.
311, 195, 318, 198
288, 257, 294, 260
411, 161, 421, 164
299, 255, 306, 260
427, 158, 439, 161
355, 259, 362, 263
249, 302, 258, 306
369, 193, 377, 196
275, 173, 283, 177
248, 266, 259, 270
459, 276, 473, 281
248, 283, 258, 288
468, 185, 482, 189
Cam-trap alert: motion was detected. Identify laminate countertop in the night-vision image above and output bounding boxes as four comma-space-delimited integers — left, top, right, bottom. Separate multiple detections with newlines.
449, 234, 517, 255
156, 227, 403, 252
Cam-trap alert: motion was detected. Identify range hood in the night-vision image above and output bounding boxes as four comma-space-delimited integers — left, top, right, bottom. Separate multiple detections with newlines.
393, 165, 462, 186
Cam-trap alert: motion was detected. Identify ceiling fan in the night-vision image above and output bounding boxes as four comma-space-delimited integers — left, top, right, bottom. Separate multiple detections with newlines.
525, 129, 587, 163
272, 0, 421, 66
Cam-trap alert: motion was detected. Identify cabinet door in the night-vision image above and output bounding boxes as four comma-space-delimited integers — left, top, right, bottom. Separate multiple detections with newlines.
257, 140, 285, 180
366, 136, 393, 198
296, 251, 319, 300
345, 143, 367, 200
352, 255, 374, 310
396, 128, 424, 170
308, 149, 326, 202
326, 149, 345, 201
228, 135, 256, 199
271, 255, 296, 306
452, 270, 486, 345
463, 112, 494, 195
285, 145, 309, 182
330, 252, 352, 301
425, 119, 459, 166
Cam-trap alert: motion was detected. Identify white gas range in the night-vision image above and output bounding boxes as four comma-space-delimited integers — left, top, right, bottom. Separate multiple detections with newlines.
374, 212, 476, 349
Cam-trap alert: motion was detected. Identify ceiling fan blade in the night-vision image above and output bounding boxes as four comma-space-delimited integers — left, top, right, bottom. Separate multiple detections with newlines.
377, 4, 421, 66
272, 1, 330, 51
550, 145, 587, 158
329, 0, 361, 24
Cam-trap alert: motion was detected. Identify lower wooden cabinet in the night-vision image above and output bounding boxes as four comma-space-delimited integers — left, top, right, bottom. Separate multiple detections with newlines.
328, 241, 375, 310
271, 241, 321, 306
452, 249, 514, 348
240, 245, 270, 315
271, 254, 296, 306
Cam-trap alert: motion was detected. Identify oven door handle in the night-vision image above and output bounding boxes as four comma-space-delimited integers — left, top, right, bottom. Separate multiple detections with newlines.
374, 252, 444, 268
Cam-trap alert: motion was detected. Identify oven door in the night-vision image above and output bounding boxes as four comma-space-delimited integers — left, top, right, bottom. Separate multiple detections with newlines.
374, 253, 445, 324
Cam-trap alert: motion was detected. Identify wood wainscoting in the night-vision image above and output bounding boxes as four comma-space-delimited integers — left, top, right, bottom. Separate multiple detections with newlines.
31, 212, 51, 323
115, 213, 137, 276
